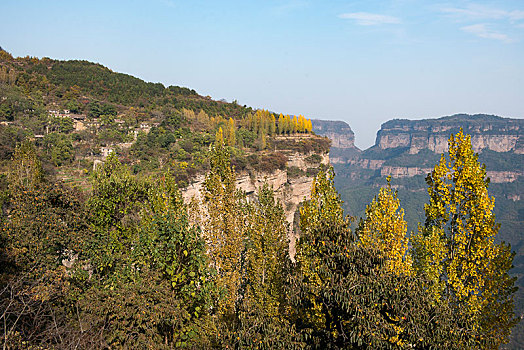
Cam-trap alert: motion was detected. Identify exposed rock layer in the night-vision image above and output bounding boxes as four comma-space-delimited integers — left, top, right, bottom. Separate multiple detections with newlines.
312, 119, 361, 164
312, 119, 356, 149
376, 114, 524, 154
182, 151, 329, 223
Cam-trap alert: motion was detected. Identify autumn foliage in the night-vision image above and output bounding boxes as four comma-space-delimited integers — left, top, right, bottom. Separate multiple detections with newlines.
0, 130, 518, 349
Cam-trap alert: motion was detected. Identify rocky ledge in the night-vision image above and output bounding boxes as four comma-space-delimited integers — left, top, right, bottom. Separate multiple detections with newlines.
376, 114, 524, 154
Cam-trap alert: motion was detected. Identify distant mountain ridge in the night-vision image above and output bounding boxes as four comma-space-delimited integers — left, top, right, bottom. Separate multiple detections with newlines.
313, 113, 524, 349
377, 114, 524, 154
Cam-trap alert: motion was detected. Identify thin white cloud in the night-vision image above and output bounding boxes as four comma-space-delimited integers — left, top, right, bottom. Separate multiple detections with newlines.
461, 24, 513, 43
441, 4, 524, 22
339, 12, 401, 26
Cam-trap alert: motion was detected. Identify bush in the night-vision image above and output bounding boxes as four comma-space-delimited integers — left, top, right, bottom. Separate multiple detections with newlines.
287, 166, 305, 178
247, 152, 287, 173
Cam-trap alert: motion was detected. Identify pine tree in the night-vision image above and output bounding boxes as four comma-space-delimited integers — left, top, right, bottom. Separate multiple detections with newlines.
412, 129, 518, 347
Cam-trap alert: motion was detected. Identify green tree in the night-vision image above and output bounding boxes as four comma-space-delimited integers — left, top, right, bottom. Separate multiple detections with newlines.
290, 167, 473, 348
412, 129, 518, 347
77, 156, 216, 348
226, 117, 236, 146
43, 132, 74, 166
214, 185, 302, 349
1, 142, 88, 348
292, 166, 350, 332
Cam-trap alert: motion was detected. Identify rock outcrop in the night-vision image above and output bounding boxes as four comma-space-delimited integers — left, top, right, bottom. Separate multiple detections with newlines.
312, 119, 361, 164
312, 119, 356, 149
182, 138, 330, 259
182, 135, 330, 226
376, 114, 524, 154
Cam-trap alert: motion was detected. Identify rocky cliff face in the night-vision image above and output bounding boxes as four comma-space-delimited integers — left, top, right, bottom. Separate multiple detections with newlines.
312, 120, 356, 149
377, 114, 524, 154
182, 150, 329, 223
367, 114, 524, 183
312, 119, 361, 164
182, 137, 330, 258
182, 134, 330, 225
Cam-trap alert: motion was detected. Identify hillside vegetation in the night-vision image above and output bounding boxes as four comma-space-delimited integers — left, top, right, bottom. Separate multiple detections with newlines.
0, 50, 321, 190
0, 50, 519, 348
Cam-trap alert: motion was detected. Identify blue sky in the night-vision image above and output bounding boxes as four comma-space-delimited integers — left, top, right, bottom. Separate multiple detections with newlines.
1, 0, 523, 148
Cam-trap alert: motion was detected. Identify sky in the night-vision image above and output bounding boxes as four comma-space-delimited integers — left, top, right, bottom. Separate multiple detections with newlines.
1, 0, 523, 148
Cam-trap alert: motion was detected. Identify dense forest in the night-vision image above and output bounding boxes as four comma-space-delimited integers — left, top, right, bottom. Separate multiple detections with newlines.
0, 130, 518, 348
0, 49, 519, 348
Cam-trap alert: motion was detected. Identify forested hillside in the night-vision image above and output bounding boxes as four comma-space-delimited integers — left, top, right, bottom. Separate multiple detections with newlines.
0, 50, 519, 348
0, 49, 317, 190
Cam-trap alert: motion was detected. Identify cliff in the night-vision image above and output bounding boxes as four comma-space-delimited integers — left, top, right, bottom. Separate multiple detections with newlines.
312, 119, 356, 149
181, 134, 330, 258
327, 114, 524, 347
312, 119, 361, 164
377, 114, 524, 154
182, 134, 330, 224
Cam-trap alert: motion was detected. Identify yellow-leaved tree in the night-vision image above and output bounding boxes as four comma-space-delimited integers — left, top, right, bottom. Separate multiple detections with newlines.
226, 118, 236, 146
200, 131, 245, 317
412, 129, 518, 348
357, 178, 412, 276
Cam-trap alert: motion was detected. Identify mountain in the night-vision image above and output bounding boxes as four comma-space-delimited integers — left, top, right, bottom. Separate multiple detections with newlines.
311, 119, 360, 164
314, 114, 524, 348
1, 49, 522, 347
0, 51, 329, 231
377, 114, 524, 154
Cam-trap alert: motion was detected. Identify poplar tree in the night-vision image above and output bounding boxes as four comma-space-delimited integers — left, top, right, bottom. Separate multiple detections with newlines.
357, 178, 412, 275
293, 166, 349, 331
292, 116, 298, 133
230, 185, 298, 348
285, 115, 291, 134
269, 115, 276, 136
226, 118, 235, 146
291, 166, 470, 348
200, 135, 245, 317
412, 129, 518, 347
278, 113, 285, 134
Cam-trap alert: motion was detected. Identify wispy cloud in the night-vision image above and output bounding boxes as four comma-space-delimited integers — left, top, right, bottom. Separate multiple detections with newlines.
338, 12, 401, 26
439, 4, 523, 43
440, 4, 524, 22
461, 24, 513, 43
